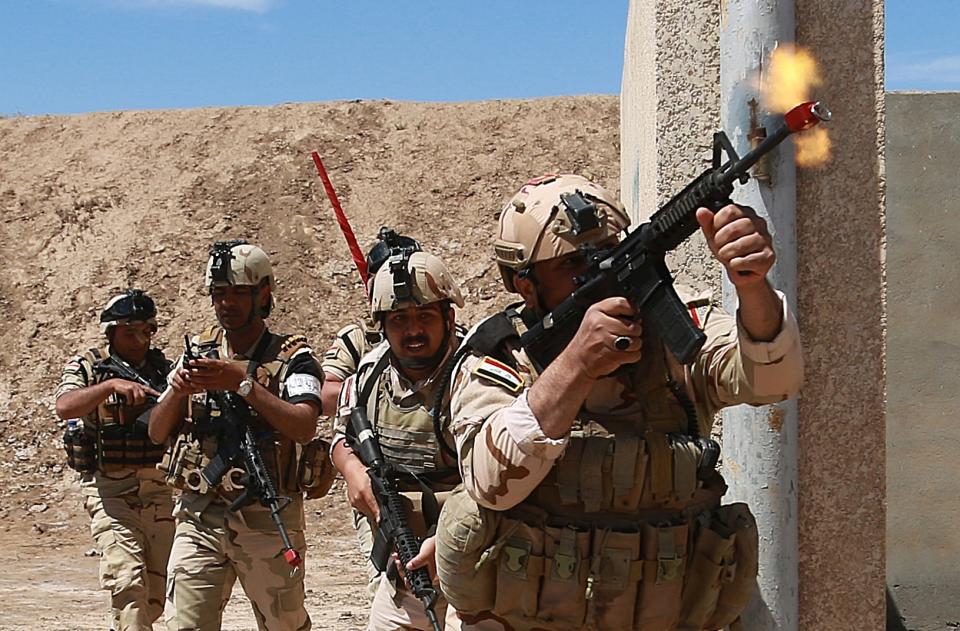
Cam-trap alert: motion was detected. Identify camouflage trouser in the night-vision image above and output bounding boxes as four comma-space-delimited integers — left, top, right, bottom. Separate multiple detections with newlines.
164, 497, 310, 631
367, 574, 461, 631
353, 508, 382, 601
82, 470, 175, 631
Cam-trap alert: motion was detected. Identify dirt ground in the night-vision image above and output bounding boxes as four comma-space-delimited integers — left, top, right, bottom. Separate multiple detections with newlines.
0, 96, 630, 629
0, 479, 368, 630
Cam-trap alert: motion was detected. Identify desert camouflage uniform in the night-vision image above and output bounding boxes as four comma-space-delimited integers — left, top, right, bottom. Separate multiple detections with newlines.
334, 338, 464, 631
57, 345, 175, 631
323, 321, 383, 383
321, 320, 385, 600
435, 290, 804, 631
160, 326, 322, 631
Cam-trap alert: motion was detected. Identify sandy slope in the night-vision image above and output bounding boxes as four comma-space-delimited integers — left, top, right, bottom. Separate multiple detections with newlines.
0, 96, 623, 629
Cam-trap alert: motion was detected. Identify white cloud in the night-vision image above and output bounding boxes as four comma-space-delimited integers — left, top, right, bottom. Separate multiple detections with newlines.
888, 54, 960, 87
113, 0, 276, 12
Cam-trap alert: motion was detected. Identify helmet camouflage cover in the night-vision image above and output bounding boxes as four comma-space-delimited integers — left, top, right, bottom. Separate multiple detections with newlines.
204, 240, 276, 315
204, 240, 275, 291
494, 174, 630, 292
370, 251, 464, 318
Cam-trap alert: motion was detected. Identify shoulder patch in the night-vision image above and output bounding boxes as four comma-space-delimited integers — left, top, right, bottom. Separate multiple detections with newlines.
194, 325, 222, 349
472, 356, 523, 393
688, 304, 712, 329
278, 334, 309, 360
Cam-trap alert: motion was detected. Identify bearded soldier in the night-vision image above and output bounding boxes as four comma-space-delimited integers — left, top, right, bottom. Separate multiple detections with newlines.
434, 174, 804, 630
321, 228, 424, 602
331, 250, 466, 630
55, 290, 174, 631
320, 228, 424, 416
149, 241, 323, 631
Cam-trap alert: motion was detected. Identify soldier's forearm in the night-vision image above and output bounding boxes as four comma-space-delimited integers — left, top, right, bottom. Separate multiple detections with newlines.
245, 384, 319, 444
735, 279, 783, 342
55, 381, 115, 420
527, 350, 595, 439
148, 392, 187, 444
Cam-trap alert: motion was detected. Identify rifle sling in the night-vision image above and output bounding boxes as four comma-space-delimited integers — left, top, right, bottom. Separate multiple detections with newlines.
357, 351, 445, 532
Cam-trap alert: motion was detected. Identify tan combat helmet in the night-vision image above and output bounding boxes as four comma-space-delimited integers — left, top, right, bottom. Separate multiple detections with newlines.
494, 174, 630, 292
369, 251, 464, 318
99, 289, 158, 335
205, 240, 276, 315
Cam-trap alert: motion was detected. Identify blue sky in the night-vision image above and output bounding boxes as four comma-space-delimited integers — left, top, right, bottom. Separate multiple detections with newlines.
0, 0, 954, 116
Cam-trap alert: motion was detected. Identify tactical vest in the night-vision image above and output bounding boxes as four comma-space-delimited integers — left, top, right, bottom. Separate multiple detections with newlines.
353, 346, 460, 491
436, 309, 759, 631
63, 346, 170, 473
157, 326, 331, 501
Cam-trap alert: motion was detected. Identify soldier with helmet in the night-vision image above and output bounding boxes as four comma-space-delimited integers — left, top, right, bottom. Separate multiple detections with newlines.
321, 227, 426, 601
55, 289, 174, 631
434, 174, 804, 630
149, 241, 324, 631
320, 227, 425, 416
331, 249, 466, 630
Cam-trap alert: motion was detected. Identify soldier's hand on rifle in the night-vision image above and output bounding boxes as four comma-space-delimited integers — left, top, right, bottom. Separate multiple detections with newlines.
565, 297, 643, 379
401, 535, 439, 584
696, 204, 775, 288
109, 379, 160, 408
342, 458, 380, 521
182, 358, 247, 393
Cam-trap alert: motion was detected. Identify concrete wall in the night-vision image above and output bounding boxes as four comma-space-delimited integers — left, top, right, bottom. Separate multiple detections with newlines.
886, 91, 960, 631
620, 0, 722, 295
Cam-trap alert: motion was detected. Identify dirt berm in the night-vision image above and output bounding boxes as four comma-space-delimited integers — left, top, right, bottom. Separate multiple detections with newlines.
0, 96, 634, 630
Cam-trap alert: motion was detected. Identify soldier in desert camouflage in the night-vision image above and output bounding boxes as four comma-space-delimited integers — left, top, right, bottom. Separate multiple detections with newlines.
321, 228, 473, 602
149, 241, 324, 631
331, 249, 466, 630
434, 174, 804, 630
55, 290, 174, 631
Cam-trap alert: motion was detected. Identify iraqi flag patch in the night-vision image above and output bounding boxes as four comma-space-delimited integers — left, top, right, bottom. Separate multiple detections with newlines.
473, 356, 523, 393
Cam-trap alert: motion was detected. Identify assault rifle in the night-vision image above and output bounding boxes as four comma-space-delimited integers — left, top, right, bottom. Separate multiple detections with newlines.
520, 101, 831, 370
93, 354, 166, 425
348, 405, 442, 631
184, 337, 303, 572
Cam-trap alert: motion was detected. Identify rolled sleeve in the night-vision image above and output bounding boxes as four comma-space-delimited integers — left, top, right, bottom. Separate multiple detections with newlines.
503, 390, 569, 460
451, 356, 564, 511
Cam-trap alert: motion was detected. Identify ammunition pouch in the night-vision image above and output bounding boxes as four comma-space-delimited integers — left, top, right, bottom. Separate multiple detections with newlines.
295, 437, 336, 500
66, 414, 165, 474
157, 422, 313, 500
95, 420, 166, 473
63, 426, 96, 473
436, 488, 758, 630
537, 430, 716, 516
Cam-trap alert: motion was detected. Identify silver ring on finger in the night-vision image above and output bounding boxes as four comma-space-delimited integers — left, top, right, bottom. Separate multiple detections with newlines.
614, 335, 632, 351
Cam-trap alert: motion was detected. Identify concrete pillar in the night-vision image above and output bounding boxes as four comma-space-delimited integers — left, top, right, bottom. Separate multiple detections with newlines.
622, 1, 886, 629
718, 3, 798, 629
793, 2, 886, 629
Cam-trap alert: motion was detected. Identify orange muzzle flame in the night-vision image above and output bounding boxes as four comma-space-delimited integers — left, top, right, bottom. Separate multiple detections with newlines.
761, 44, 832, 168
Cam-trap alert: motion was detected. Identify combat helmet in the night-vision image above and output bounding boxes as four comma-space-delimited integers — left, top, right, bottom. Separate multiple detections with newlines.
365, 227, 422, 279
494, 174, 630, 292
205, 240, 276, 316
99, 289, 158, 335
369, 251, 464, 319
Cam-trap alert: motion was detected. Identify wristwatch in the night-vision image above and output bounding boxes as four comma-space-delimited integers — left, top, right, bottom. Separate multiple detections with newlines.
237, 376, 255, 398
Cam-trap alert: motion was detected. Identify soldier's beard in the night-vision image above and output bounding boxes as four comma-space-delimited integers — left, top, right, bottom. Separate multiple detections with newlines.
395, 329, 451, 373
